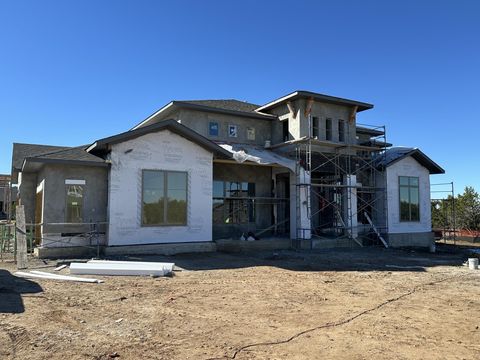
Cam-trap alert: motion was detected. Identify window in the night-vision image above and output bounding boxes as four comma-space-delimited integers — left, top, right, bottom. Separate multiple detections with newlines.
399, 176, 420, 221
247, 127, 255, 141
142, 170, 187, 226
282, 120, 289, 141
228, 124, 238, 138
213, 181, 255, 224
339, 120, 345, 142
326, 118, 332, 141
312, 117, 319, 138
66, 185, 84, 223
209, 122, 219, 136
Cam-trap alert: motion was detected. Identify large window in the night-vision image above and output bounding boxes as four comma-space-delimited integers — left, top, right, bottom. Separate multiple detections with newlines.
312, 116, 319, 138
338, 120, 345, 142
326, 118, 332, 141
142, 170, 187, 226
213, 181, 255, 224
399, 176, 420, 221
66, 185, 84, 223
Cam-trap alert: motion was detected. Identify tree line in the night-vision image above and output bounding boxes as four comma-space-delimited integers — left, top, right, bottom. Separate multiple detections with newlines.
432, 186, 480, 231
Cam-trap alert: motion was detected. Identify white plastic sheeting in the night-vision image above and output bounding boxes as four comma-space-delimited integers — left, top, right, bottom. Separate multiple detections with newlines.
218, 143, 296, 171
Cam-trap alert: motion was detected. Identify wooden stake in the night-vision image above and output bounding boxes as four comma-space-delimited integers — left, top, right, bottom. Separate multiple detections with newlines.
16, 205, 28, 269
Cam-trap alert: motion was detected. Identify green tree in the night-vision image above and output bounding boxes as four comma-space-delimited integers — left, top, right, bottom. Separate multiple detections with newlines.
455, 186, 480, 230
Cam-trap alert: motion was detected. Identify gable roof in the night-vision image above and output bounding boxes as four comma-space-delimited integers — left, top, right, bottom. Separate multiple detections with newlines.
256, 90, 374, 112
376, 147, 444, 174
88, 119, 232, 159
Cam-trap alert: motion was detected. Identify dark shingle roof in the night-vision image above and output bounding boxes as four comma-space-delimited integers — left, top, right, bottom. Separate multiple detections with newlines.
375, 147, 444, 174
181, 99, 260, 113
12, 143, 70, 170
12, 143, 106, 173
32, 146, 106, 163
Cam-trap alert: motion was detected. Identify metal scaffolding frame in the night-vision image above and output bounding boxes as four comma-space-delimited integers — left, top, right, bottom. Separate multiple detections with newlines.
431, 182, 456, 244
294, 115, 389, 248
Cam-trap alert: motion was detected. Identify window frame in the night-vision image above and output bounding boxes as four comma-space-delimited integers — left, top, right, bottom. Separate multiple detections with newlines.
141, 169, 188, 227
338, 119, 346, 142
326, 118, 332, 141
398, 176, 420, 222
65, 184, 84, 224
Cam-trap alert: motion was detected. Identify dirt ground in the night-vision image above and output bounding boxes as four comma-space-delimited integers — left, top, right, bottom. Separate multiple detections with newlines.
1, 244, 480, 360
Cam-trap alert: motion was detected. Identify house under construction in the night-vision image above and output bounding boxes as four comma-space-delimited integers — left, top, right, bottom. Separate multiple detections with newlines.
10, 90, 444, 257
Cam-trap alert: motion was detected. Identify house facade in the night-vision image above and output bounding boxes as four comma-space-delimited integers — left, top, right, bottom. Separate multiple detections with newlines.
10, 90, 444, 256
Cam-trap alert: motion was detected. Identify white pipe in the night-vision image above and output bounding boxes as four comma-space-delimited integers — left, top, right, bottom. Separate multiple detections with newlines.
15, 271, 103, 283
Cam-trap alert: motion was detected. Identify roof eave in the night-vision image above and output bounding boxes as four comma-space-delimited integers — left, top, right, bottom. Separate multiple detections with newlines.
257, 90, 374, 112
91, 119, 232, 160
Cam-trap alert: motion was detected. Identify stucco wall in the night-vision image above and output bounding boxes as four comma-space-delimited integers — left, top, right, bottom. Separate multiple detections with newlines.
170, 109, 272, 146
39, 164, 108, 227
268, 100, 357, 147
386, 156, 432, 234
107, 129, 213, 246
34, 164, 108, 247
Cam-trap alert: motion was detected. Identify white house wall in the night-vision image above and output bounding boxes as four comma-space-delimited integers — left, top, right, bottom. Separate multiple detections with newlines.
386, 156, 431, 234
107, 130, 213, 246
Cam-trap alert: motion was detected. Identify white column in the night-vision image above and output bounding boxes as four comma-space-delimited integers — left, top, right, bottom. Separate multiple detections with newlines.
343, 175, 358, 239
297, 168, 311, 239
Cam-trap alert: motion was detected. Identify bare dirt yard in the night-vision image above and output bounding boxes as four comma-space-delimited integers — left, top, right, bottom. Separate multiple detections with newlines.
1, 244, 480, 360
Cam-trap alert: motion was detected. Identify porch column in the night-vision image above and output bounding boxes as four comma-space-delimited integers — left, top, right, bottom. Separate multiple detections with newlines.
290, 168, 311, 240
343, 175, 358, 239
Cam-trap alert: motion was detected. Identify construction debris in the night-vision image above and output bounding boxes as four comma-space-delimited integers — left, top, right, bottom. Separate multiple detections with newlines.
15, 270, 103, 283
69, 260, 174, 277
87, 259, 175, 273
54, 264, 68, 271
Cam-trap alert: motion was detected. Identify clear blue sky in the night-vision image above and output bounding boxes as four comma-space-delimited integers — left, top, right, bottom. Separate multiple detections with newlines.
1, 0, 478, 195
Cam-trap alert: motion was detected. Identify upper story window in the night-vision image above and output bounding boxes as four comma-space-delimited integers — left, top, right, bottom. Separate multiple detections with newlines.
399, 176, 420, 222
339, 120, 345, 142
282, 120, 289, 142
228, 124, 238, 138
209, 122, 219, 136
142, 170, 188, 226
326, 118, 332, 141
312, 117, 319, 138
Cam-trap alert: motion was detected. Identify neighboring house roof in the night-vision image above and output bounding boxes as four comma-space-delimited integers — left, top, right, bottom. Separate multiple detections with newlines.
88, 119, 232, 159
376, 147, 444, 174
256, 90, 374, 112
132, 99, 275, 129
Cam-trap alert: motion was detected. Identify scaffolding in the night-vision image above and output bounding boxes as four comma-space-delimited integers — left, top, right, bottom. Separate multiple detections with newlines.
292, 115, 389, 249
0, 175, 12, 221
431, 182, 456, 244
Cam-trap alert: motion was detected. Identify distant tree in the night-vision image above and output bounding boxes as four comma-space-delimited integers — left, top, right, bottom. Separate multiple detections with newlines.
455, 186, 480, 230
432, 186, 480, 231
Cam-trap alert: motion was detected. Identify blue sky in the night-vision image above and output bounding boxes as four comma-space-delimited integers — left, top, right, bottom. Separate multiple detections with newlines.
1, 0, 478, 195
